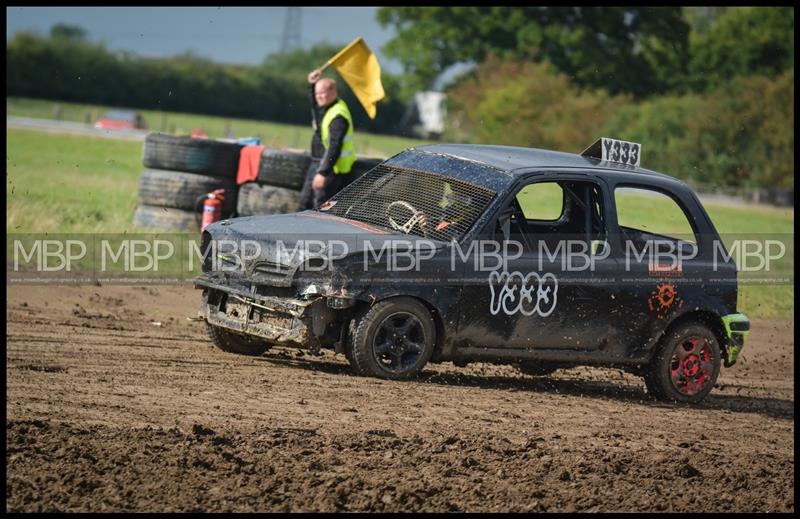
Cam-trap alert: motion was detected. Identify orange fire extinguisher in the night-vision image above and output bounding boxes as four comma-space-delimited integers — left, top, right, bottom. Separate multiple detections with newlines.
200, 188, 226, 232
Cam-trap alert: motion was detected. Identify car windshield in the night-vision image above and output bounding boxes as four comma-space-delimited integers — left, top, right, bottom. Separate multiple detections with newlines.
317, 165, 495, 242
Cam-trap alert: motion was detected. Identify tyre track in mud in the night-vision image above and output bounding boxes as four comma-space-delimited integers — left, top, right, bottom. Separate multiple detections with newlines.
6, 284, 795, 512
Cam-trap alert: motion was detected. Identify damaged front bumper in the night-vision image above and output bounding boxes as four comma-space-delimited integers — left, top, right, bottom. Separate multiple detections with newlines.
195, 275, 316, 346
721, 313, 750, 367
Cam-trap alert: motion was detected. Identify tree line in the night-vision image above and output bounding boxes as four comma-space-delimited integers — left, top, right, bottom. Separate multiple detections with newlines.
6, 31, 409, 136
6, 7, 794, 189
378, 6, 794, 190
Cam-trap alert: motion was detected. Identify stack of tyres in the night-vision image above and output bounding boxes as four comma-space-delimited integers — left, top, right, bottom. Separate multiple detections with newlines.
133, 133, 243, 231
237, 148, 385, 216
236, 148, 309, 217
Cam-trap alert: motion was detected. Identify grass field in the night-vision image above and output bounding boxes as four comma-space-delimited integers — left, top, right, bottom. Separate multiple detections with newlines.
6, 96, 428, 158
6, 123, 794, 319
7, 128, 142, 233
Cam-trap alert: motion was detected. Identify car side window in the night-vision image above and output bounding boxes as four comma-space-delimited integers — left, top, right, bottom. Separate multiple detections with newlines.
493, 180, 607, 254
614, 186, 698, 255
515, 183, 564, 221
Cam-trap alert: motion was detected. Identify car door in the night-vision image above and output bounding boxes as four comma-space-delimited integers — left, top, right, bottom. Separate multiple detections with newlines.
607, 183, 705, 355
454, 174, 616, 351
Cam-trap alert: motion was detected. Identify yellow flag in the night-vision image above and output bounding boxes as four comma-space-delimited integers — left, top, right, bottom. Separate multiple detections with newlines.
327, 37, 385, 119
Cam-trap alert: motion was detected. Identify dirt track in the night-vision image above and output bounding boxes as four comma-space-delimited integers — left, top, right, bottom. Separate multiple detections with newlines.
6, 283, 795, 512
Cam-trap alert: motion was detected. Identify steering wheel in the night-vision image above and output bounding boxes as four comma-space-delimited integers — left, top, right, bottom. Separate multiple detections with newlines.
387, 200, 428, 235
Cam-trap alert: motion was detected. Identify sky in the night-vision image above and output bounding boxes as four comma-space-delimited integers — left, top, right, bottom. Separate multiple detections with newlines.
5, 6, 403, 74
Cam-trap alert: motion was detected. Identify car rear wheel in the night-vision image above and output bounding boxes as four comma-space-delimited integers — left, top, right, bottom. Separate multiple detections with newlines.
206, 323, 270, 356
349, 298, 436, 380
644, 323, 720, 403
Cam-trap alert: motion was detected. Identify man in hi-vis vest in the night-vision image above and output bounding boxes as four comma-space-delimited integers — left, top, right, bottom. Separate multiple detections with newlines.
298, 69, 357, 210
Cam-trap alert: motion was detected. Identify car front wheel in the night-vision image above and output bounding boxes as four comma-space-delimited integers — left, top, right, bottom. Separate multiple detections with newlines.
349, 298, 436, 380
644, 323, 721, 403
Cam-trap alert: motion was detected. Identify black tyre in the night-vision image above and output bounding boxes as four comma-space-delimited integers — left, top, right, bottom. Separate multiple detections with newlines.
517, 362, 560, 377
138, 168, 237, 214
349, 157, 383, 182
256, 149, 311, 190
133, 204, 199, 232
236, 182, 300, 216
343, 314, 366, 375
143, 133, 242, 179
350, 297, 436, 380
206, 323, 270, 356
644, 323, 721, 403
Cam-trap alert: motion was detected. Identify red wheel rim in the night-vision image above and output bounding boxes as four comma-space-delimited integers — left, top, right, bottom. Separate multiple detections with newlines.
669, 336, 714, 396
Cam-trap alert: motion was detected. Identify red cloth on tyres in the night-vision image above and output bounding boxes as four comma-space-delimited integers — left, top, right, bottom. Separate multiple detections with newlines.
236, 145, 265, 185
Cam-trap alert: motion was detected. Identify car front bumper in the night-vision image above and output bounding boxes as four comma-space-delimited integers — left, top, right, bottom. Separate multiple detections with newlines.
195, 276, 315, 345
721, 313, 750, 367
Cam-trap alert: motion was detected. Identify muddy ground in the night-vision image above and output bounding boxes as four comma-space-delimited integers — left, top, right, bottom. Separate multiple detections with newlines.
5, 283, 794, 512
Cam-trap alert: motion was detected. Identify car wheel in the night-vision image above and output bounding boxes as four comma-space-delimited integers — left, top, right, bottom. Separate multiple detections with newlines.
343, 317, 365, 375
350, 297, 436, 380
644, 323, 720, 403
517, 362, 560, 377
206, 323, 270, 356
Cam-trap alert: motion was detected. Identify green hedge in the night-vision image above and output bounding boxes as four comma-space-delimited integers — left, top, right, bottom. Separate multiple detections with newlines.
602, 70, 794, 189
6, 32, 408, 136
446, 56, 793, 190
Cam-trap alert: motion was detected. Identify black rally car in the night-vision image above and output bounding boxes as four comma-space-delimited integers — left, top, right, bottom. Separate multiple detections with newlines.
195, 138, 749, 403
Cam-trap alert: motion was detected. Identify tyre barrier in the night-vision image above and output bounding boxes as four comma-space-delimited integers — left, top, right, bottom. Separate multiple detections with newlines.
256, 148, 312, 190
135, 133, 385, 227
143, 133, 242, 179
236, 182, 300, 217
239, 155, 383, 217
133, 204, 200, 232
350, 157, 384, 181
138, 168, 237, 215
256, 152, 384, 190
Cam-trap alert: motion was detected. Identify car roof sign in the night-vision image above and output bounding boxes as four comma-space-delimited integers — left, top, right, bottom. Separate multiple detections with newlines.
581, 137, 641, 167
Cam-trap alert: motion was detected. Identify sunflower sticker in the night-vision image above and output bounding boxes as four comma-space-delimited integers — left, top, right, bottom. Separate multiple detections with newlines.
647, 282, 684, 320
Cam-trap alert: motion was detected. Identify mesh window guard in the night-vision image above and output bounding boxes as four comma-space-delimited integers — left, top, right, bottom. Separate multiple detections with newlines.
318, 165, 496, 242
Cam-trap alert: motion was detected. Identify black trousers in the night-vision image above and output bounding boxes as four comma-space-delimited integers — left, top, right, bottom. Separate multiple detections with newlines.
298, 159, 353, 211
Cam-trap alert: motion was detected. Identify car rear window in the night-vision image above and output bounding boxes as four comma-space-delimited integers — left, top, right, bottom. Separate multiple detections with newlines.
319, 165, 496, 242
615, 186, 697, 244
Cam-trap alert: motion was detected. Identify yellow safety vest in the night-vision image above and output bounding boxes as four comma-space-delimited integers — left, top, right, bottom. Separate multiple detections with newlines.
320, 99, 356, 175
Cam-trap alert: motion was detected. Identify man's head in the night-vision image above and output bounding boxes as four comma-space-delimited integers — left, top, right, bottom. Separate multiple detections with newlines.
314, 78, 338, 108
